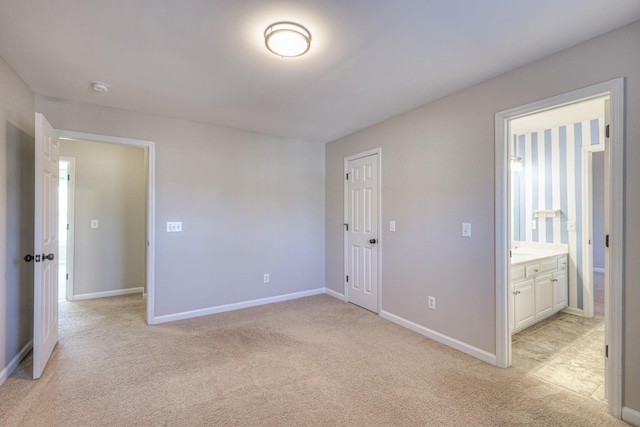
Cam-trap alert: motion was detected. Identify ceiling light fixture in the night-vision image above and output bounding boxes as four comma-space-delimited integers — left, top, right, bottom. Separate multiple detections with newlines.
264, 22, 311, 57
91, 81, 110, 92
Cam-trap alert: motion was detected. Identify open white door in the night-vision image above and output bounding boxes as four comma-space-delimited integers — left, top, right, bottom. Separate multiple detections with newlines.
33, 113, 60, 379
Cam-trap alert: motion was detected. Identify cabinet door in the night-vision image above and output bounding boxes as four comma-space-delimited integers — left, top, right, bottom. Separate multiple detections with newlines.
535, 274, 553, 318
553, 270, 568, 310
514, 279, 535, 331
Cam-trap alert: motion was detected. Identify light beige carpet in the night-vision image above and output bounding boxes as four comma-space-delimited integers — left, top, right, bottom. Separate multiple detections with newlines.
0, 294, 626, 426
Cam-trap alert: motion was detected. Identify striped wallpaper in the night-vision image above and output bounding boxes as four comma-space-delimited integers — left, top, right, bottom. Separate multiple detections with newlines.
512, 118, 604, 310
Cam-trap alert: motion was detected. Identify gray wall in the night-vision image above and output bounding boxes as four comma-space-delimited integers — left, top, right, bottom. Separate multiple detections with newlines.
0, 57, 34, 376
60, 140, 146, 297
35, 97, 326, 317
593, 151, 605, 270
326, 21, 640, 412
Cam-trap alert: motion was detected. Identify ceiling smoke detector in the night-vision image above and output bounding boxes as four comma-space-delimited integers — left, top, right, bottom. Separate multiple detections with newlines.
91, 81, 110, 92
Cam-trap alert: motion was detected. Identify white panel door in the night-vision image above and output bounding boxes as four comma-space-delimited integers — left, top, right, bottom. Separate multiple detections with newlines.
347, 154, 379, 313
33, 113, 60, 379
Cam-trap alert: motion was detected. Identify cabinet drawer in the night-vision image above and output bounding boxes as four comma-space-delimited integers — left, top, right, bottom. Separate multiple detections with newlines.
511, 265, 525, 282
525, 263, 541, 278
540, 258, 557, 273
557, 256, 567, 270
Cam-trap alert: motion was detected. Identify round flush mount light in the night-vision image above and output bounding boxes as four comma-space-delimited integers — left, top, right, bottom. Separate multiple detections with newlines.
264, 22, 311, 57
91, 81, 110, 92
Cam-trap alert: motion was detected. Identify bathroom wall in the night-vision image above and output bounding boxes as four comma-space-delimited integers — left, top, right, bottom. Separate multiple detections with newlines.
512, 117, 604, 310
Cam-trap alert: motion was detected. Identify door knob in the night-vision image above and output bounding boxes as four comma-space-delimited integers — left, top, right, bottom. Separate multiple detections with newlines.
24, 254, 34, 262
43, 253, 55, 261
369, 239, 377, 244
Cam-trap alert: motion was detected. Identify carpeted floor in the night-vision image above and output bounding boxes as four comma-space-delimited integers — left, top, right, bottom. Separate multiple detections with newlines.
0, 294, 626, 426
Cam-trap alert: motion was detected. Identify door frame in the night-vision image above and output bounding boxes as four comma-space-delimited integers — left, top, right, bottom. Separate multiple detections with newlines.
59, 156, 76, 301
494, 78, 624, 417
56, 129, 156, 325
343, 148, 382, 311
581, 144, 605, 318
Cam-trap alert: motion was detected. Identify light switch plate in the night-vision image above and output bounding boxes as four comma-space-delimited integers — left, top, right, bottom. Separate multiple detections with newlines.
529, 220, 537, 230
567, 221, 576, 231
389, 221, 396, 232
462, 223, 471, 237
167, 222, 182, 232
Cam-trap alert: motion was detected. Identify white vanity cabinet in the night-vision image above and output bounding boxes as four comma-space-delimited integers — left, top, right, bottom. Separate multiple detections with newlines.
511, 254, 568, 333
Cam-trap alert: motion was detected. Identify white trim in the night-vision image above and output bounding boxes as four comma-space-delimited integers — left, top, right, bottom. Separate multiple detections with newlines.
343, 148, 382, 313
594, 267, 605, 273
622, 407, 640, 426
494, 78, 624, 418
380, 311, 497, 365
60, 156, 76, 302
562, 307, 584, 316
55, 129, 156, 326
581, 144, 605, 318
0, 340, 32, 387
73, 287, 144, 301
325, 287, 346, 301
153, 288, 326, 324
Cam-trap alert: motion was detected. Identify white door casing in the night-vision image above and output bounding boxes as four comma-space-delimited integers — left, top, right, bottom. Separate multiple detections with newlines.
33, 113, 60, 379
345, 152, 380, 313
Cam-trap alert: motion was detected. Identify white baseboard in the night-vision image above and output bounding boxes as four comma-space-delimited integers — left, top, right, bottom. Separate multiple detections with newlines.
562, 307, 584, 316
152, 288, 326, 325
623, 407, 640, 426
380, 310, 497, 366
0, 340, 32, 387
73, 287, 144, 301
593, 267, 605, 273
325, 287, 346, 301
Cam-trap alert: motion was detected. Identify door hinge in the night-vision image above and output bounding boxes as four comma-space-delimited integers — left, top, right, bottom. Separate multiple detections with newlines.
346, 173, 349, 180
67, 224, 70, 230
605, 124, 610, 138
66, 273, 69, 280
509, 250, 512, 258
346, 275, 349, 283
606, 345, 609, 358
344, 223, 349, 231
606, 234, 609, 248
67, 174, 70, 181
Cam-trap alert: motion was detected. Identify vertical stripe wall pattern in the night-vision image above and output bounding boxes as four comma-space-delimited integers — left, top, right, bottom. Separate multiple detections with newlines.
512, 118, 604, 311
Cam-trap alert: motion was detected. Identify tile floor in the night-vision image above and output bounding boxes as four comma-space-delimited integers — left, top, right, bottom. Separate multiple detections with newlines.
511, 272, 606, 402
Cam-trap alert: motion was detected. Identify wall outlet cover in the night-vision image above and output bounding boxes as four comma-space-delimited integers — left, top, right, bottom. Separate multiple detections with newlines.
389, 221, 396, 232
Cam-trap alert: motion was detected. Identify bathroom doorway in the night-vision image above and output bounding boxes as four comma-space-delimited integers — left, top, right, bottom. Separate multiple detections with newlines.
495, 78, 624, 418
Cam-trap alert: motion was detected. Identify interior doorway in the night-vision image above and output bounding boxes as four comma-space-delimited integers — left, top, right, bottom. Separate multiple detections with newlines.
56, 130, 156, 325
507, 98, 607, 401
495, 78, 624, 418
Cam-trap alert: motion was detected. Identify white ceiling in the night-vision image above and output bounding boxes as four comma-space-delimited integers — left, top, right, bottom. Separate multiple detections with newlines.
1, 1, 639, 143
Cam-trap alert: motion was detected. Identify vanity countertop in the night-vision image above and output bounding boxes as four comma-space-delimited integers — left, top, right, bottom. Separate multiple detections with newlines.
510, 242, 569, 265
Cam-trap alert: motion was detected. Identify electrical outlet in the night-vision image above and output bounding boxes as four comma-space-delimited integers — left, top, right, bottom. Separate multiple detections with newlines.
462, 222, 471, 237
428, 296, 436, 310
389, 221, 396, 232
167, 222, 182, 232
263, 273, 270, 283
567, 221, 576, 231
